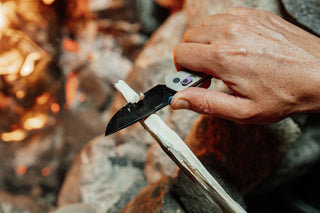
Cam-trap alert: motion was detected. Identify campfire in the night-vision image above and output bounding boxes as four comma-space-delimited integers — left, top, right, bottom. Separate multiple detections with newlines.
0, 0, 319, 213
0, 0, 64, 143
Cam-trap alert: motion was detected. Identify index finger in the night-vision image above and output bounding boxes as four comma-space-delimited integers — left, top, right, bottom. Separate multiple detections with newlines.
174, 42, 241, 79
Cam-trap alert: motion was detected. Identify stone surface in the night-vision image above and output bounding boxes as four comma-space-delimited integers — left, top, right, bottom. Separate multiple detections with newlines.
57, 135, 147, 212
281, 0, 320, 36
254, 116, 320, 193
50, 203, 97, 213
156, 0, 184, 12
172, 157, 244, 213
185, 116, 300, 193
121, 176, 185, 213
184, 0, 281, 28
145, 142, 179, 184
0, 191, 52, 213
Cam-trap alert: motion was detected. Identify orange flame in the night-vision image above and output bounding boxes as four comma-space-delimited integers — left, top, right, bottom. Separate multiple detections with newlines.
0, 2, 5, 32
41, 167, 51, 176
1, 129, 26, 142
42, 0, 56, 5
20, 52, 42, 76
50, 102, 60, 114
65, 72, 78, 109
23, 113, 48, 130
16, 165, 28, 175
36, 92, 50, 105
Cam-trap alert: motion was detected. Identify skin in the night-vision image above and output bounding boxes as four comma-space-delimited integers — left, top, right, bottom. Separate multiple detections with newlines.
170, 7, 320, 124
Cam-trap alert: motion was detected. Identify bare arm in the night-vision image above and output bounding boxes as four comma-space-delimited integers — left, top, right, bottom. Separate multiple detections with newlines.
170, 7, 320, 123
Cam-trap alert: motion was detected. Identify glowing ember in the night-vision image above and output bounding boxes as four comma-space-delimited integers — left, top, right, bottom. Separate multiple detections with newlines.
1, 129, 26, 142
16, 90, 25, 99
41, 167, 51, 176
42, 0, 56, 5
16, 165, 28, 175
62, 38, 79, 52
50, 102, 60, 114
20, 52, 42, 76
0, 50, 24, 75
23, 114, 48, 130
0, 2, 5, 32
65, 72, 79, 109
36, 92, 51, 105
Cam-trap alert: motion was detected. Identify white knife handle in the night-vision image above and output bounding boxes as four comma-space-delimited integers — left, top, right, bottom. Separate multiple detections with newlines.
165, 70, 210, 92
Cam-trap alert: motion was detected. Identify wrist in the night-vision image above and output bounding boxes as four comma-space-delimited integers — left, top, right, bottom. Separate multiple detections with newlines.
295, 59, 320, 115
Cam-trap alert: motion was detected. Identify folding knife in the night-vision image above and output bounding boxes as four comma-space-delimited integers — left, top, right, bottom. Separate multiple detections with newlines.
105, 71, 211, 136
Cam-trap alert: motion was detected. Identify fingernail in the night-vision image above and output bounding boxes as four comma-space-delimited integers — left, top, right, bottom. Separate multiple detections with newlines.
173, 98, 190, 110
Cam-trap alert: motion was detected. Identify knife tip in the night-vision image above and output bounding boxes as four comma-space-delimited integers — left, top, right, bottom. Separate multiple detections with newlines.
105, 129, 112, 136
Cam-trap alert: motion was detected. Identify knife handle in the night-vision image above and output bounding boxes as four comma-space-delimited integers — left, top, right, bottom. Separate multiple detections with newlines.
165, 70, 211, 92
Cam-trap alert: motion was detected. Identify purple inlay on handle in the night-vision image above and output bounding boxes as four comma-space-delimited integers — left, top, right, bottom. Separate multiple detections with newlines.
181, 76, 193, 86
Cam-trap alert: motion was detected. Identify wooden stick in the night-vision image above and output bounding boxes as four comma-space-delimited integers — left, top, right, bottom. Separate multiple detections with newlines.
114, 80, 246, 213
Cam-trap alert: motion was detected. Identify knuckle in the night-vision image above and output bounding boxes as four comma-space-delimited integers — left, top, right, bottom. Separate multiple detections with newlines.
201, 15, 213, 26
208, 44, 230, 59
235, 107, 258, 123
173, 44, 184, 64
193, 93, 214, 114
258, 9, 272, 17
225, 23, 243, 35
226, 7, 238, 14
183, 29, 193, 42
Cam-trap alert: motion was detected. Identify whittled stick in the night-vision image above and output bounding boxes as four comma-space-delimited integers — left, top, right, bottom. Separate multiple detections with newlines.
115, 80, 246, 213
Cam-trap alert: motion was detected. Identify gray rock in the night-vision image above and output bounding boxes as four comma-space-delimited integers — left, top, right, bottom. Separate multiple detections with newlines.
0, 191, 52, 213
184, 0, 281, 28
254, 118, 320, 192
50, 203, 97, 213
145, 142, 178, 184
282, 0, 320, 36
172, 158, 244, 213
121, 176, 186, 213
185, 116, 300, 193
57, 135, 147, 212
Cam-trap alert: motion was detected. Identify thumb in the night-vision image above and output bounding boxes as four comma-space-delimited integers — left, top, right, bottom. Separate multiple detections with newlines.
170, 87, 251, 121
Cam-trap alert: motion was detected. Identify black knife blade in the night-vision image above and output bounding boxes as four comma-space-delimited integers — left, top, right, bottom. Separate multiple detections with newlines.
105, 85, 176, 136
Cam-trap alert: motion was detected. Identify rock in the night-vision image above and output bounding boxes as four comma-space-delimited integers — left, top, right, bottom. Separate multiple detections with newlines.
136, 0, 164, 34
281, 0, 320, 36
185, 116, 300, 193
184, 0, 281, 28
254, 117, 320, 192
144, 142, 178, 184
50, 203, 97, 213
172, 155, 245, 213
155, 0, 184, 12
57, 135, 147, 212
120, 176, 185, 213
0, 191, 52, 213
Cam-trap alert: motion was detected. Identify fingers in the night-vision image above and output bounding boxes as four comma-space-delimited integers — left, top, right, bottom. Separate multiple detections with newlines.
184, 25, 232, 44
174, 42, 230, 78
201, 14, 235, 26
226, 7, 267, 16
170, 87, 253, 122
185, 12, 259, 44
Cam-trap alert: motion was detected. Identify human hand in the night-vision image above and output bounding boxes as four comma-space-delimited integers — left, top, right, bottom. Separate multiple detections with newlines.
171, 7, 320, 123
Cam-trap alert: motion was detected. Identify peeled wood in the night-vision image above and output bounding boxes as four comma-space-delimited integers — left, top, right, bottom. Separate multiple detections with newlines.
114, 80, 246, 213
